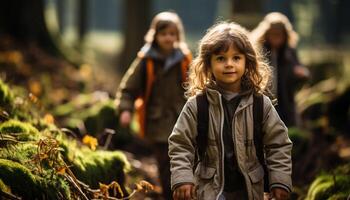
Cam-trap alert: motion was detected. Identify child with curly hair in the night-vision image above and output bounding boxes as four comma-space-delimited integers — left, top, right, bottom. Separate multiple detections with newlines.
169, 21, 292, 200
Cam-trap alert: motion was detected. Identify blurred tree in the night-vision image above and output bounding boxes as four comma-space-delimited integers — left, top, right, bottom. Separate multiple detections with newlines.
230, 0, 263, 29
232, 0, 262, 13
77, 0, 88, 48
118, 0, 151, 74
0, 0, 59, 55
56, 0, 65, 33
0, 0, 85, 65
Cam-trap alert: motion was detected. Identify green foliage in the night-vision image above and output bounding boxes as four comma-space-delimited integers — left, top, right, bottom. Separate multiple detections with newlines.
0, 119, 39, 141
305, 164, 350, 200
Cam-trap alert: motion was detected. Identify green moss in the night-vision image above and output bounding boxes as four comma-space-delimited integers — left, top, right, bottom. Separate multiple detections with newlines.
37, 173, 71, 200
0, 143, 37, 165
305, 164, 350, 200
0, 179, 11, 193
0, 119, 40, 141
0, 159, 71, 199
0, 79, 13, 106
0, 158, 40, 198
54, 96, 132, 146
53, 94, 119, 134
58, 134, 130, 188
72, 149, 130, 188
328, 193, 349, 200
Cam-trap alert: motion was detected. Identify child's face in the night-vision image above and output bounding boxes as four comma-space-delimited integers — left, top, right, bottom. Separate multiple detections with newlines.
155, 23, 178, 54
266, 26, 286, 49
210, 45, 246, 92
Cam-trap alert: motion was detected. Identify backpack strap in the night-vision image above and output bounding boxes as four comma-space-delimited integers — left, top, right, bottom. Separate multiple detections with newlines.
134, 58, 155, 138
181, 53, 192, 82
253, 93, 270, 192
136, 54, 190, 138
196, 91, 209, 162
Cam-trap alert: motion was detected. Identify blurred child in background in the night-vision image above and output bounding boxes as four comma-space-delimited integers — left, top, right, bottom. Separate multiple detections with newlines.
115, 11, 191, 199
251, 12, 309, 127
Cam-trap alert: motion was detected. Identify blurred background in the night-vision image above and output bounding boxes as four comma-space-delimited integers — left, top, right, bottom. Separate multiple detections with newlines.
0, 0, 349, 199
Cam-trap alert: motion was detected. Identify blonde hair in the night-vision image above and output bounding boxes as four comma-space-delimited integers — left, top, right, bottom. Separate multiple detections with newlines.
185, 21, 271, 98
250, 12, 299, 48
144, 11, 190, 54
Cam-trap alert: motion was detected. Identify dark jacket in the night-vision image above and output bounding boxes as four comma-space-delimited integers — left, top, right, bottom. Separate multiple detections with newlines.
266, 45, 305, 126
115, 45, 191, 142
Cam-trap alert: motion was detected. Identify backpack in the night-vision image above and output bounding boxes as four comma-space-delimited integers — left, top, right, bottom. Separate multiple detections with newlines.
134, 53, 191, 138
195, 92, 270, 192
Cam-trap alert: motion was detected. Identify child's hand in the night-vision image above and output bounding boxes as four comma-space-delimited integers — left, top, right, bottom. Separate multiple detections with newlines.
294, 65, 310, 79
270, 187, 289, 200
119, 111, 132, 127
173, 184, 195, 200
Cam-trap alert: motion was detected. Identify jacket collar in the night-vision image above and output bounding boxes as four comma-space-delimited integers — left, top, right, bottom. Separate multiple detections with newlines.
205, 84, 254, 111
139, 44, 185, 71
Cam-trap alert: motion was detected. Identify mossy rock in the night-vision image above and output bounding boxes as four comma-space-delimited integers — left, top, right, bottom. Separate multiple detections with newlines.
72, 149, 130, 188
0, 143, 38, 166
54, 94, 132, 147
0, 159, 70, 199
53, 94, 114, 135
305, 164, 350, 200
58, 134, 130, 188
0, 119, 39, 141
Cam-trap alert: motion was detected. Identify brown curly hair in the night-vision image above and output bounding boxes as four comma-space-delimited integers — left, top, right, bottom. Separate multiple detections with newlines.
185, 21, 271, 98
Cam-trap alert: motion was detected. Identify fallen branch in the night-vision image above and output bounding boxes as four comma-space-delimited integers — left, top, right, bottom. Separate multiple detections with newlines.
0, 190, 22, 200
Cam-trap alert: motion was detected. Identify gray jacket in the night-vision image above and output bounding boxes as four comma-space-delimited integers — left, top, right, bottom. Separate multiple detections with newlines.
168, 87, 292, 200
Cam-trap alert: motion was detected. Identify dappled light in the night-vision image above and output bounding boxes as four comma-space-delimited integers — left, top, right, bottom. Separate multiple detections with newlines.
1, 0, 350, 199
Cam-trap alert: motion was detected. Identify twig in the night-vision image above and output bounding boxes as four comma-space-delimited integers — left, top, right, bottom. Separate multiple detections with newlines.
103, 128, 116, 150
0, 190, 22, 200
62, 173, 89, 200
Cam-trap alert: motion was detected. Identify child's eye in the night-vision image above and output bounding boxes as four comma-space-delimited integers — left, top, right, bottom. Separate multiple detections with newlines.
216, 56, 225, 62
233, 56, 241, 61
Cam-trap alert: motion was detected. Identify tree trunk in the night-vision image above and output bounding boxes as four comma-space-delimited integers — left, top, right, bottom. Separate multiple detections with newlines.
0, 0, 63, 56
118, 0, 151, 74
232, 0, 262, 13
77, 0, 88, 47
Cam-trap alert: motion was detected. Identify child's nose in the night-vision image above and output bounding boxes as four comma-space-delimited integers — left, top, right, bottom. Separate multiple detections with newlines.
225, 59, 235, 67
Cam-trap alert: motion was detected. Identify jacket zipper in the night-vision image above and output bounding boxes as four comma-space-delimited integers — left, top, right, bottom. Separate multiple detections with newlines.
233, 102, 252, 199
216, 95, 225, 200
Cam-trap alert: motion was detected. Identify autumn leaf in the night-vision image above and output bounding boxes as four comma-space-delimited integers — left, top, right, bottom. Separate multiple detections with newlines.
138, 180, 154, 193
99, 183, 109, 197
29, 93, 38, 104
29, 80, 42, 96
82, 135, 98, 151
56, 166, 66, 175
44, 113, 55, 124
